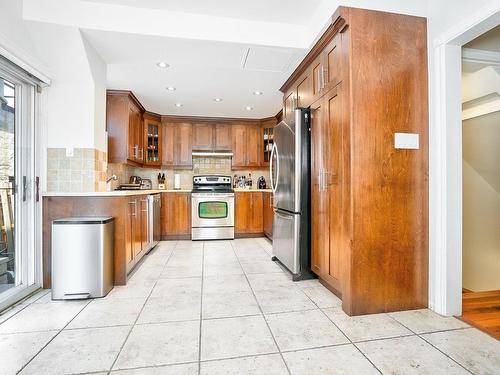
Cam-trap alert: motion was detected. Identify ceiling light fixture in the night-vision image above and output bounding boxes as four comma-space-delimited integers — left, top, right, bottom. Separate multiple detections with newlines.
253, 91, 263, 96
214, 98, 223, 102
175, 103, 183, 107
246, 106, 253, 111
157, 61, 169, 68
166, 86, 176, 91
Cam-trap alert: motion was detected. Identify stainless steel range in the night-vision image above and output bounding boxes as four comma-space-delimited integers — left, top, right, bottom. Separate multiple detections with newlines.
191, 175, 235, 240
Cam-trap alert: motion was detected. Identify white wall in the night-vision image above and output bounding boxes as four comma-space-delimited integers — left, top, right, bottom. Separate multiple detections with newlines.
462, 111, 500, 291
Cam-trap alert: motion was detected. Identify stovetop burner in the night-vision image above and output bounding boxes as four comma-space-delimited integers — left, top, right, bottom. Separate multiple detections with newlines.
191, 175, 233, 194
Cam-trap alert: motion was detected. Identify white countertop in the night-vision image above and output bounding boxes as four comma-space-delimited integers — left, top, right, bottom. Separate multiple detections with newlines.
43, 189, 192, 197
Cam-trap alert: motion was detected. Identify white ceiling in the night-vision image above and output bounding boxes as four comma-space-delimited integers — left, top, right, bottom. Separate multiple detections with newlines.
82, 30, 306, 118
23, 0, 337, 118
83, 0, 323, 25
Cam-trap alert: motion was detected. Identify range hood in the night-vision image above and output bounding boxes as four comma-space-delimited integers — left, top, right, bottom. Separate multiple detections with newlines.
192, 151, 233, 157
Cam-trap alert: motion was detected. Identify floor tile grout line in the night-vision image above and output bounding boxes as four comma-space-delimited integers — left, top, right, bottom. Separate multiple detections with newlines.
106, 241, 177, 375
230, 241, 293, 375
0, 289, 51, 327
15, 298, 93, 374
198, 241, 205, 375
385, 313, 475, 374
303, 292, 383, 374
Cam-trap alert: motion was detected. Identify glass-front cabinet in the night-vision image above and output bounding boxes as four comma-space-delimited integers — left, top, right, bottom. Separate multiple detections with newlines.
261, 122, 275, 167
143, 118, 162, 166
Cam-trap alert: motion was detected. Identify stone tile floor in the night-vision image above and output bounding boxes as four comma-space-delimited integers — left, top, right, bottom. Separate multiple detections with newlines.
0, 238, 499, 374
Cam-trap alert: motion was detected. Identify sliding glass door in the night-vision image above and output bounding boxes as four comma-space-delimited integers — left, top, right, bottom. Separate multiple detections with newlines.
0, 58, 39, 310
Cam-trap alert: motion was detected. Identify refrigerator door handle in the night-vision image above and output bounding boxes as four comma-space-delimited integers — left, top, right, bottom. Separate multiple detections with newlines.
274, 210, 294, 220
269, 142, 280, 194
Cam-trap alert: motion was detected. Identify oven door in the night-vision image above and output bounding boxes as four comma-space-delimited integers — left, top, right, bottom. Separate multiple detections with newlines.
191, 193, 234, 228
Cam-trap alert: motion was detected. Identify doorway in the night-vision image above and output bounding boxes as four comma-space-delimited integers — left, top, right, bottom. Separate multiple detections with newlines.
0, 57, 41, 311
459, 26, 500, 339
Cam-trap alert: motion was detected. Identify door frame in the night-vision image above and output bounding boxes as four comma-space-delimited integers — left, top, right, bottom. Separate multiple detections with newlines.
429, 2, 500, 316
0, 57, 46, 311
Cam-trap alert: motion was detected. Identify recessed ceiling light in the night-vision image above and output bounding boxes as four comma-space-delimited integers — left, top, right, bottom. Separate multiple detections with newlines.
157, 61, 169, 68
175, 103, 183, 107
246, 106, 253, 111
166, 86, 176, 91
253, 91, 263, 96
214, 98, 223, 102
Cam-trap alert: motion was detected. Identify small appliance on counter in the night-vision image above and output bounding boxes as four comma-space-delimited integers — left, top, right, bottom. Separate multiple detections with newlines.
142, 179, 152, 190
257, 176, 267, 189
129, 176, 142, 185
158, 173, 166, 190
115, 183, 142, 190
174, 173, 181, 190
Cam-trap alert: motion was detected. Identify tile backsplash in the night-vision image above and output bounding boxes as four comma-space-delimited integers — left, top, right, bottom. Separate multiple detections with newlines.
47, 148, 107, 192
107, 156, 270, 191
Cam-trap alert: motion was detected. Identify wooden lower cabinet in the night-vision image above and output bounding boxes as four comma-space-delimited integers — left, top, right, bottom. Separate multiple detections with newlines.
235, 192, 264, 235
263, 192, 273, 239
161, 192, 192, 239
42, 194, 152, 288
310, 87, 343, 294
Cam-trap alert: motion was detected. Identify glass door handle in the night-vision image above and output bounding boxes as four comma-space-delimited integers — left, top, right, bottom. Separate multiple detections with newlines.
35, 176, 40, 202
22, 176, 27, 202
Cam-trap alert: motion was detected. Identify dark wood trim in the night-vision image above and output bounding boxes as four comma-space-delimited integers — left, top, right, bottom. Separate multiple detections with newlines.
107, 90, 145, 113
235, 233, 266, 239
280, 7, 347, 93
320, 278, 342, 299
143, 111, 162, 121
161, 235, 191, 240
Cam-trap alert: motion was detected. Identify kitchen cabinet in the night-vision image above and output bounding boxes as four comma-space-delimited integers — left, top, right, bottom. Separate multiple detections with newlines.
280, 7, 428, 315
261, 119, 276, 167
162, 122, 193, 169
235, 192, 263, 235
310, 87, 342, 292
263, 192, 273, 239
143, 115, 162, 166
232, 124, 261, 169
106, 91, 145, 166
126, 196, 147, 274
193, 123, 214, 151
214, 124, 232, 150
192, 123, 232, 151
161, 192, 191, 239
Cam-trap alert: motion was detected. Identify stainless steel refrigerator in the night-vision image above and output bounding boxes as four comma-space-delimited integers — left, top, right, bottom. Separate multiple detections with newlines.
270, 108, 314, 281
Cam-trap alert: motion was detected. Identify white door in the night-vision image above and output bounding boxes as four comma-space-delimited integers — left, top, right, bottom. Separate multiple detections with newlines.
0, 58, 40, 311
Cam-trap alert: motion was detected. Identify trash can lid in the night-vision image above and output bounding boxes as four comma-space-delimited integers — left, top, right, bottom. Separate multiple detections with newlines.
53, 216, 114, 225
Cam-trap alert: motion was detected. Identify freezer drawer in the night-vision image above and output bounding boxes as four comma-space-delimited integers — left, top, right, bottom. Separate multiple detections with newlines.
272, 210, 300, 275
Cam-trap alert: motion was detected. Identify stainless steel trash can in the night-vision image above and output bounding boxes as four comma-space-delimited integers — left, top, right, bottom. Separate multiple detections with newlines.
51, 216, 114, 300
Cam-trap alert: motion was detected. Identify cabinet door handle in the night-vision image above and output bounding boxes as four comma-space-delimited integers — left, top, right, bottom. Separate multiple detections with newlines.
129, 201, 137, 216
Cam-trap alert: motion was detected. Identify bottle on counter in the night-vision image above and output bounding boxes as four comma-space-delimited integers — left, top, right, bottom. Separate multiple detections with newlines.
247, 173, 252, 188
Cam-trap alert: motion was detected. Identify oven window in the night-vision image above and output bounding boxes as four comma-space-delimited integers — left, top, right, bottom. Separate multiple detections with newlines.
198, 201, 228, 219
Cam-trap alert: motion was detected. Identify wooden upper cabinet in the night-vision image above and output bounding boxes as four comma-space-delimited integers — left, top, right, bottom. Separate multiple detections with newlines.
143, 115, 162, 166
175, 123, 193, 168
296, 70, 313, 108
214, 124, 232, 150
261, 119, 276, 167
323, 32, 342, 90
246, 125, 261, 167
231, 124, 261, 169
162, 122, 193, 169
193, 123, 214, 151
107, 91, 145, 166
283, 89, 296, 121
231, 124, 247, 168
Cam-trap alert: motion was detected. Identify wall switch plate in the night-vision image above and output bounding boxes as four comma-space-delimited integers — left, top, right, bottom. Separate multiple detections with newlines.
65, 147, 74, 157
394, 133, 419, 149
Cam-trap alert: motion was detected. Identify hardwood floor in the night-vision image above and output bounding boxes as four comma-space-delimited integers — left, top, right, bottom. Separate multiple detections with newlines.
459, 290, 500, 340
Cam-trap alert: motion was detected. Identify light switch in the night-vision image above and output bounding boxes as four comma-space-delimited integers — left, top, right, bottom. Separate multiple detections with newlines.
394, 133, 419, 150
66, 147, 74, 157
